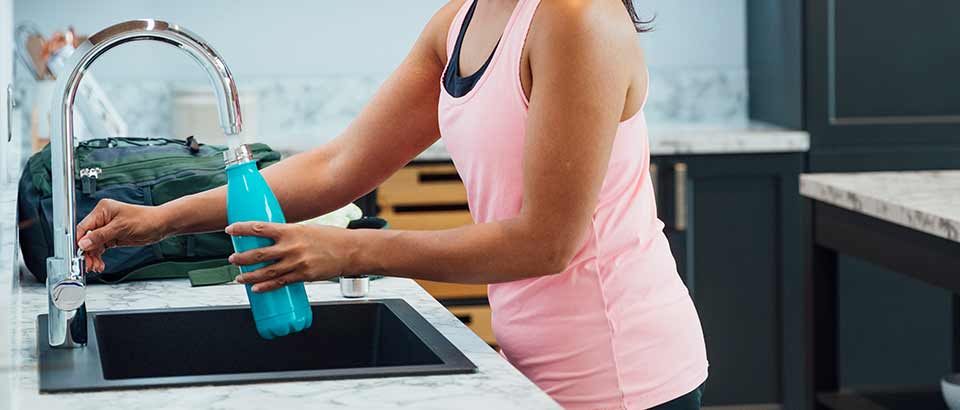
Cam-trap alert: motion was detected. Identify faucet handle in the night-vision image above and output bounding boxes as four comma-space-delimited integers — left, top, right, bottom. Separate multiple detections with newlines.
51, 280, 85, 311
51, 249, 86, 311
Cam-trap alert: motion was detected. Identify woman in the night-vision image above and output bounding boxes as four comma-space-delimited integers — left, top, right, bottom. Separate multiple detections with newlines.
77, 0, 708, 408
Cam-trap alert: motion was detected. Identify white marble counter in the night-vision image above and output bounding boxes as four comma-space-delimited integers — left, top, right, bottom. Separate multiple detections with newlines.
1, 183, 18, 406
414, 121, 810, 161
0, 183, 558, 410
800, 171, 960, 243
647, 122, 809, 156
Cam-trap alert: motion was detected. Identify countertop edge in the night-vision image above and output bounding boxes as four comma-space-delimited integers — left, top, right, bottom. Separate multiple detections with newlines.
1, 183, 18, 410
800, 173, 960, 244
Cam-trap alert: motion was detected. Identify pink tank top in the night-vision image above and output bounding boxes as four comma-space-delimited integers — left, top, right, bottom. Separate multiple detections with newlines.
437, 1, 709, 408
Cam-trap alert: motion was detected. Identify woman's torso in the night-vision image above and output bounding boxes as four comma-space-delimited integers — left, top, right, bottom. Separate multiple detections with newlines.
436, 1, 708, 408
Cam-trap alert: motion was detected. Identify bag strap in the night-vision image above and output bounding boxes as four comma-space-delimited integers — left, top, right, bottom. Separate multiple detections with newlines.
92, 217, 392, 286
187, 264, 241, 287
96, 258, 239, 287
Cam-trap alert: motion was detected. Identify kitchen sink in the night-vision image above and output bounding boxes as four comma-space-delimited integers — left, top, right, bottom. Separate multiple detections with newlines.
37, 299, 476, 392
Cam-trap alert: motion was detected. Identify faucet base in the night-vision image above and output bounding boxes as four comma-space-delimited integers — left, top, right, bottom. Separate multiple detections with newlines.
46, 256, 87, 348
46, 299, 87, 348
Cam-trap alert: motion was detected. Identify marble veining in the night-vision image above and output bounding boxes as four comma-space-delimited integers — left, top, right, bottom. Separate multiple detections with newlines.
0, 182, 558, 410
800, 171, 960, 243
645, 68, 747, 124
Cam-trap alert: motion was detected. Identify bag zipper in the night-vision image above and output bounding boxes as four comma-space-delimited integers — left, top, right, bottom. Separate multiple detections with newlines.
79, 167, 102, 194
73, 144, 275, 187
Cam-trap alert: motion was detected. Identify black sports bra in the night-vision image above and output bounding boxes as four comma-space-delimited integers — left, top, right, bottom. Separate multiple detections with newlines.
443, 0, 500, 97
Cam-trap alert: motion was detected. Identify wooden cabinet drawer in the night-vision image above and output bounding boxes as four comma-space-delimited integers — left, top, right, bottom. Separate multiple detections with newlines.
448, 305, 496, 346
379, 163, 483, 301
378, 209, 473, 231
415, 280, 487, 300
378, 163, 472, 231
378, 164, 467, 206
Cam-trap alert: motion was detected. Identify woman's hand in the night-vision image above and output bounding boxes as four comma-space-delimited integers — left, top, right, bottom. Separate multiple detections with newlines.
76, 199, 173, 272
227, 222, 356, 292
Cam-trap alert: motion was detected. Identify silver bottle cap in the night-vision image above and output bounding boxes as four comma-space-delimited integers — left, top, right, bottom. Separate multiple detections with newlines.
223, 144, 254, 167
340, 276, 369, 298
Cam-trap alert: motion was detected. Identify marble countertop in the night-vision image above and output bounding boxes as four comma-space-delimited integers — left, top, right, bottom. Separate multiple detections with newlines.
800, 171, 960, 243
415, 121, 810, 161
0, 183, 558, 410
647, 122, 809, 156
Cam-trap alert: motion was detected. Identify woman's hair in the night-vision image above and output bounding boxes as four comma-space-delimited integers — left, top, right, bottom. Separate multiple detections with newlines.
621, 0, 654, 33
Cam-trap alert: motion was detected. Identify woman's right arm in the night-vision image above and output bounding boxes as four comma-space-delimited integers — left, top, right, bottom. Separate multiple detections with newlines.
77, 1, 462, 271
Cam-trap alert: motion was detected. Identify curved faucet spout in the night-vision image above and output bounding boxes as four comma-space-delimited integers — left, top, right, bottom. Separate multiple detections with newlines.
47, 19, 243, 348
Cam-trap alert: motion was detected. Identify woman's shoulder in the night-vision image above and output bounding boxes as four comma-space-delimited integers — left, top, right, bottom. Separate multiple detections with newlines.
527, 0, 644, 67
432, 0, 469, 25
532, 0, 641, 44
419, 0, 470, 63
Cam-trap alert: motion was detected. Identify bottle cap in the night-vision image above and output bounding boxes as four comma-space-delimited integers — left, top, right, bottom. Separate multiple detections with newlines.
340, 275, 369, 298
223, 144, 254, 167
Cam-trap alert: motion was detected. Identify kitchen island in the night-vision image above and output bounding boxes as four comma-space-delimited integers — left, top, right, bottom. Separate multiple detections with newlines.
0, 184, 559, 410
800, 171, 960, 410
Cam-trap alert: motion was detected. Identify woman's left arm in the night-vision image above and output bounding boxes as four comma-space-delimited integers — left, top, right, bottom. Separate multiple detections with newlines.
232, 1, 639, 291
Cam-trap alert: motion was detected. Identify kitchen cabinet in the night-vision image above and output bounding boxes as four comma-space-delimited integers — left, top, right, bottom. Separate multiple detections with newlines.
377, 163, 473, 231
750, 0, 960, 170
377, 161, 493, 346
448, 305, 497, 346
376, 162, 487, 303
749, 2, 960, 409
652, 152, 805, 408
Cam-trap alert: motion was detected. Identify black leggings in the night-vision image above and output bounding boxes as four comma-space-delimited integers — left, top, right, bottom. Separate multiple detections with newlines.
649, 384, 704, 410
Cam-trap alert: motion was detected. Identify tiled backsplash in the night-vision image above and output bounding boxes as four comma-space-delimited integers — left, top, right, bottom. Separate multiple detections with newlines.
13, 68, 746, 153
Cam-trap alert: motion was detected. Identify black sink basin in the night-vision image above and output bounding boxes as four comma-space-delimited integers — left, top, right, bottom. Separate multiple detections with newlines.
38, 299, 476, 392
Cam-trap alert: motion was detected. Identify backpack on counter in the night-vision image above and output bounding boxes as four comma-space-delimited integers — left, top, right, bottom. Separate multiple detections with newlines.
17, 137, 282, 285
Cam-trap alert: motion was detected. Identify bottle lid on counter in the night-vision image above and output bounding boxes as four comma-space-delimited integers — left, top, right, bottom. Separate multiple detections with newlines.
223, 144, 253, 167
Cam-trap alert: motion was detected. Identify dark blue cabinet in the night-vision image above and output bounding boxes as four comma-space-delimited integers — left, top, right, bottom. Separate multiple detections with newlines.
748, 1, 960, 409
750, 0, 960, 170
652, 152, 805, 407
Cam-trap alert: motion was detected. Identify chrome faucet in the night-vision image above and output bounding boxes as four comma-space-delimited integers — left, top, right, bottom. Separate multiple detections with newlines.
47, 20, 242, 348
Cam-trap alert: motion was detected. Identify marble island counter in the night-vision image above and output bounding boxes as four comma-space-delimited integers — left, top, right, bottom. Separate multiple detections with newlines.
800, 170, 960, 242
799, 171, 960, 407
0, 184, 558, 410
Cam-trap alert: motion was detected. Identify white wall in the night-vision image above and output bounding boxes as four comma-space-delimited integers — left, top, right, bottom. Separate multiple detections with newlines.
13, 1, 446, 81
636, 0, 746, 69
13, 0, 746, 81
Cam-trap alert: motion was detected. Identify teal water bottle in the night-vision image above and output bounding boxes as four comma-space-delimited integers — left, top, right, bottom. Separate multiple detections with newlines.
224, 144, 313, 339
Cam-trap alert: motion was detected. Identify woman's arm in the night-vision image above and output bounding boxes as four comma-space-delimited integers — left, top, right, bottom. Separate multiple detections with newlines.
232, 0, 643, 290
165, 3, 461, 231
76, 2, 463, 271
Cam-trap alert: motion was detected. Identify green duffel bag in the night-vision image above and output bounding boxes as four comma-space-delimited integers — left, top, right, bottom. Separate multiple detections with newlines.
17, 137, 282, 286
